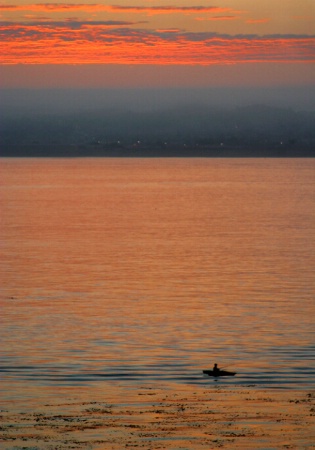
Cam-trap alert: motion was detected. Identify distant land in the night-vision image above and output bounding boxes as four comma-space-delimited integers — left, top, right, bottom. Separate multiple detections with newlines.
2, 143, 314, 158
1, 90, 314, 157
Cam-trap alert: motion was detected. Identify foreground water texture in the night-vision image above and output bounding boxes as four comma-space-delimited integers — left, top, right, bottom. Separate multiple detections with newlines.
1, 158, 314, 448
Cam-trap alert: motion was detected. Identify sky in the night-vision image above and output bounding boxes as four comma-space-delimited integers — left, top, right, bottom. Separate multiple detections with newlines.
0, 0, 315, 88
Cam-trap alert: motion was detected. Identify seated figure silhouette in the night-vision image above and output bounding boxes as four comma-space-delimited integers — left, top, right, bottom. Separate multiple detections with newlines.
213, 363, 220, 375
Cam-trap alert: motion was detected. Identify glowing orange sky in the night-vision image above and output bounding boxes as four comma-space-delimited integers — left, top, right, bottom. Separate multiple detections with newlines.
1, 24, 314, 65
0, 1, 314, 87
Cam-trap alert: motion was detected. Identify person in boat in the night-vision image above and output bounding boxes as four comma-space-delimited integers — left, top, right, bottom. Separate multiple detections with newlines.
213, 363, 220, 375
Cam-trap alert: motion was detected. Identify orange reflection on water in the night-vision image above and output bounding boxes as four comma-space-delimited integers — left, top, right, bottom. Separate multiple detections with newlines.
1, 158, 314, 397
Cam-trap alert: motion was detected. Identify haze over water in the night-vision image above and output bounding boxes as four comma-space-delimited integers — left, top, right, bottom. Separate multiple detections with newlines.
1, 158, 314, 404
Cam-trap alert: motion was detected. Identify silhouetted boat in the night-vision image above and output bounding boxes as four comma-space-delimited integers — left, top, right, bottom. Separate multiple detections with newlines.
203, 370, 236, 377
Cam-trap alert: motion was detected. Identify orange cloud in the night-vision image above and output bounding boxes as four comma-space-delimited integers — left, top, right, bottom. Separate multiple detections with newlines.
0, 4, 97, 11
246, 18, 271, 24
1, 23, 314, 65
196, 15, 237, 21
0, 4, 231, 15
108, 5, 231, 16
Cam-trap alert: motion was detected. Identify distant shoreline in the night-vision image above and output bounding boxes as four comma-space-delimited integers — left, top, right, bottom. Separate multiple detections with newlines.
1, 144, 314, 158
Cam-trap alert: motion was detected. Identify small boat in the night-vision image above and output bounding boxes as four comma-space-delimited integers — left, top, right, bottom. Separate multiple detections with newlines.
203, 370, 236, 377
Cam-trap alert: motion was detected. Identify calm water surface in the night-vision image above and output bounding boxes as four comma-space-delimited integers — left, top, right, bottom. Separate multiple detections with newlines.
1, 158, 314, 402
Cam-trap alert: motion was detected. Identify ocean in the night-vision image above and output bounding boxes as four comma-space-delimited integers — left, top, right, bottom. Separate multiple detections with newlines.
1, 157, 314, 405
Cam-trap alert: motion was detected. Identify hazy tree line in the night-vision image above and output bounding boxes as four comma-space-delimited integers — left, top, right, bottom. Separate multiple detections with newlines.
1, 103, 314, 157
